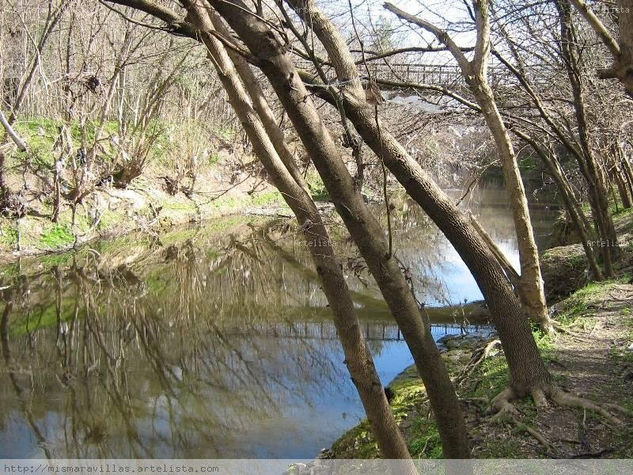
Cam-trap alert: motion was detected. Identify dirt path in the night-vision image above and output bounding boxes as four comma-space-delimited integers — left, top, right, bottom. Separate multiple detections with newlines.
467, 282, 633, 458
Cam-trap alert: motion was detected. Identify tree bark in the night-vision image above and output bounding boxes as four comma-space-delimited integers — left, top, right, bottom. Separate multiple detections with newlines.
0, 110, 27, 152
178, 1, 413, 461
557, 0, 619, 276
383, 1, 551, 332
513, 130, 603, 279
205, 10, 308, 194
470, 80, 551, 331
618, 143, 633, 202
618, 0, 633, 96
485, 43, 606, 280
207, 0, 471, 458
570, 0, 633, 96
610, 144, 632, 209
490, 29, 615, 280
285, 0, 552, 394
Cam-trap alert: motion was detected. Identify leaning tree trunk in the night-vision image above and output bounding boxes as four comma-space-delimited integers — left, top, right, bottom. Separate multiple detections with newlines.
514, 130, 603, 279
488, 32, 612, 281
610, 143, 632, 208
381, 0, 551, 331
286, 0, 553, 394
181, 1, 414, 462
617, 143, 633, 202
469, 81, 551, 331
558, 0, 619, 276
618, 0, 633, 96
570, 0, 633, 96
205, 9, 308, 194
208, 0, 471, 458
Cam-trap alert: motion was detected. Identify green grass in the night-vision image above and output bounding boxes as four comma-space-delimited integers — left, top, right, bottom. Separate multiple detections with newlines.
308, 181, 329, 202
0, 223, 18, 248
251, 189, 284, 206
11, 117, 181, 174
0, 263, 20, 281
39, 224, 74, 249
208, 152, 222, 166
144, 270, 170, 294
470, 354, 509, 400
408, 418, 442, 458
212, 124, 234, 141
38, 251, 75, 267
97, 209, 127, 231
553, 276, 630, 327
608, 309, 633, 364
13, 118, 121, 164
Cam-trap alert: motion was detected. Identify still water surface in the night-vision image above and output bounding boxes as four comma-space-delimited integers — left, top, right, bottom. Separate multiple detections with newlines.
0, 189, 555, 458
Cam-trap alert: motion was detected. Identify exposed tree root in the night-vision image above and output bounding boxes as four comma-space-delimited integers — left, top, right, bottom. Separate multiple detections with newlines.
510, 416, 554, 452
549, 388, 623, 425
550, 322, 595, 341
604, 403, 633, 417
490, 385, 625, 426
530, 387, 548, 409
491, 387, 519, 420
490, 388, 555, 452
486, 383, 629, 456
570, 448, 613, 458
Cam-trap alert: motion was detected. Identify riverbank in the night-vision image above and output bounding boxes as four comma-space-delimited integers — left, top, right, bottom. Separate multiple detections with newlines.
0, 167, 291, 263
327, 208, 633, 459
541, 207, 633, 302
327, 277, 633, 459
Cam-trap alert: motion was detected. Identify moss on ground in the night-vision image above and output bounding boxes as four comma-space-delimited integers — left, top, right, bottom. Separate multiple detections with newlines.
251, 189, 283, 206
330, 349, 472, 459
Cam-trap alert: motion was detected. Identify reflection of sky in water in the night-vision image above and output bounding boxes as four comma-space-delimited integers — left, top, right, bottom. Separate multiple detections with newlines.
1, 192, 552, 459
0, 325, 467, 459
399, 192, 553, 306
236, 340, 415, 458
424, 237, 522, 306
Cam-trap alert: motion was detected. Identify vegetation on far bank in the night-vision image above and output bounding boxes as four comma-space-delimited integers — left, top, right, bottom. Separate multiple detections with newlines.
3, 0, 633, 462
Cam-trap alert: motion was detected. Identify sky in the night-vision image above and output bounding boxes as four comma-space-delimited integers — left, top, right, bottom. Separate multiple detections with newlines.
318, 0, 479, 65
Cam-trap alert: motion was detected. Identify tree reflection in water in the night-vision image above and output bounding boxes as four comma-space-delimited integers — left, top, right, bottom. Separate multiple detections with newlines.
0, 199, 527, 457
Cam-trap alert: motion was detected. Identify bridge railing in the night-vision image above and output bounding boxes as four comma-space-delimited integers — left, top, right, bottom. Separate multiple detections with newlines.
294, 59, 517, 90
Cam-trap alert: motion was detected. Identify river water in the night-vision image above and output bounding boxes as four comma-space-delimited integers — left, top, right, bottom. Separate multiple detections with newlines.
0, 188, 556, 458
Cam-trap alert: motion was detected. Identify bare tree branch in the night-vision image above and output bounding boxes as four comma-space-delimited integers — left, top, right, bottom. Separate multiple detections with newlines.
0, 110, 28, 152
569, 0, 620, 57
383, 2, 472, 74
104, 0, 195, 37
